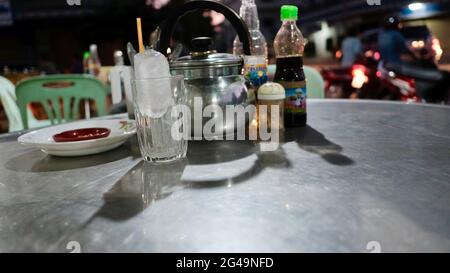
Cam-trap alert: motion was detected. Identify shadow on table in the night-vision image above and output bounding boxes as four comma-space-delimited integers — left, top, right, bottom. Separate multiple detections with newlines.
282, 125, 355, 166
89, 140, 291, 222
87, 161, 186, 222
183, 140, 291, 188
84, 126, 352, 223
5, 144, 138, 173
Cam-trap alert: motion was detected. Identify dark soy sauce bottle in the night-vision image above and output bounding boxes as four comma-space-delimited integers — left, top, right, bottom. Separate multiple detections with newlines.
273, 5, 307, 127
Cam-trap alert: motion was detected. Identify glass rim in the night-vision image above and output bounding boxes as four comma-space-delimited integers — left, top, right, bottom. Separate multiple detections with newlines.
133, 75, 184, 82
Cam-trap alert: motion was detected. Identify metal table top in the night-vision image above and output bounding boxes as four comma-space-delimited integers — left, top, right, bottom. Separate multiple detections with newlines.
1, 100, 449, 253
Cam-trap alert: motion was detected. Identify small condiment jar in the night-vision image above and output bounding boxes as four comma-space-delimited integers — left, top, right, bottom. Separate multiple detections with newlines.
257, 82, 286, 132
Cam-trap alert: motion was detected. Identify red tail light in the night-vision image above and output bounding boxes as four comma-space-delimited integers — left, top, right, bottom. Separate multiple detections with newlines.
352, 65, 366, 77
374, 52, 381, 61
351, 65, 369, 89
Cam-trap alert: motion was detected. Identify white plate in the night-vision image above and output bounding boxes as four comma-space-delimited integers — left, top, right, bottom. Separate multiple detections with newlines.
18, 119, 136, 157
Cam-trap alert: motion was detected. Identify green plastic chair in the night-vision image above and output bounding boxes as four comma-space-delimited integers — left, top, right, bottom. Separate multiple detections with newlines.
1, 76, 54, 132
267, 64, 325, 99
304, 66, 325, 99
16, 74, 107, 129
0, 76, 24, 132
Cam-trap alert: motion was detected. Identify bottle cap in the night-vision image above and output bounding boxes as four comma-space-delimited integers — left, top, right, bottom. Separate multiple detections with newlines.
258, 82, 286, 100
281, 5, 298, 21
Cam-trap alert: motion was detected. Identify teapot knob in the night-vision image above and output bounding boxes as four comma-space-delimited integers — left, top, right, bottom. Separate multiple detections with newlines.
191, 37, 213, 52
191, 37, 216, 57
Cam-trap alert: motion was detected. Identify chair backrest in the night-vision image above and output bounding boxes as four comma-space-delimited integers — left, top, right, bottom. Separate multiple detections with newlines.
15, 74, 107, 129
267, 64, 325, 99
304, 66, 325, 99
0, 76, 24, 132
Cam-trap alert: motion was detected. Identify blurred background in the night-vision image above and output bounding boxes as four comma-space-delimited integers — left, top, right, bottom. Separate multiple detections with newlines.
2, 0, 450, 69
1, 0, 450, 132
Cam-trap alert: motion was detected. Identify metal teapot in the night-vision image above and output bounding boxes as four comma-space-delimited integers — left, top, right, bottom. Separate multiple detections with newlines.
157, 0, 254, 138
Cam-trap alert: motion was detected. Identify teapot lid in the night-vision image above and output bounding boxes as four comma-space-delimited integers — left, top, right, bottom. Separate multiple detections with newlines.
170, 37, 242, 70
171, 53, 242, 69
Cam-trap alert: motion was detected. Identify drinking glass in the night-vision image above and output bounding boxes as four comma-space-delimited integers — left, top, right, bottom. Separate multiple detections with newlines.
132, 75, 188, 163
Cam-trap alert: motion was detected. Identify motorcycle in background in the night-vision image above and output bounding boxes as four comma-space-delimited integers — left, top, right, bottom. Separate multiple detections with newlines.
322, 25, 448, 104
322, 49, 381, 99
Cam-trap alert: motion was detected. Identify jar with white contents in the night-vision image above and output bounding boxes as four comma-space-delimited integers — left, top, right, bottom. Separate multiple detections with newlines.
257, 82, 286, 132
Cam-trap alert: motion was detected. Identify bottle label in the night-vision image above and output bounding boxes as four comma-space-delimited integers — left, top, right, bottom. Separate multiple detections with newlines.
281, 81, 307, 114
244, 55, 268, 87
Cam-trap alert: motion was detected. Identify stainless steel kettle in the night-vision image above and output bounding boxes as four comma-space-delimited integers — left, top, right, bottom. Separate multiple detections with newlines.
157, 0, 254, 138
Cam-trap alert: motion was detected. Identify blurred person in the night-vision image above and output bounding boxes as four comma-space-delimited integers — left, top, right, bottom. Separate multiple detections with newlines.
203, 9, 230, 53
378, 15, 449, 102
38, 55, 58, 75
378, 16, 412, 64
340, 28, 362, 67
146, 0, 171, 10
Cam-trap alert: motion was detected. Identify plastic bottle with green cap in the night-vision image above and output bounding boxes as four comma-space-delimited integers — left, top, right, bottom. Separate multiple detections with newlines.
274, 5, 307, 127
82, 51, 90, 74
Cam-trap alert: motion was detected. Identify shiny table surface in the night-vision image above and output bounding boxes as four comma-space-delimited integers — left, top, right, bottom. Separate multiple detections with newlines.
1, 100, 449, 253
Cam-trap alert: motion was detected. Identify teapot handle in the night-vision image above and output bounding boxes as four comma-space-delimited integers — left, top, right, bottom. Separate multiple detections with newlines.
157, 0, 251, 56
